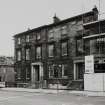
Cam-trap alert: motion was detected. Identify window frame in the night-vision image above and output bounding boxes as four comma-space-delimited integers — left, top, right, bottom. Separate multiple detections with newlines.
61, 41, 68, 56
17, 37, 21, 45
25, 48, 30, 60
48, 65, 54, 78
61, 26, 67, 35
76, 37, 84, 56
36, 46, 42, 59
26, 35, 30, 42
48, 30, 54, 40
62, 64, 68, 78
36, 33, 41, 40
48, 44, 54, 57
26, 67, 30, 80
17, 67, 21, 80
17, 50, 21, 61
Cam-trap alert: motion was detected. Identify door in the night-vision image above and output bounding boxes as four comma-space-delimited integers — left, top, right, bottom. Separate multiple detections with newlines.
76, 63, 84, 80
34, 65, 40, 81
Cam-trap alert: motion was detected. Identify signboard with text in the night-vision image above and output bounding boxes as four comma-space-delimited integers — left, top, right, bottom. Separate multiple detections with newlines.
85, 55, 94, 73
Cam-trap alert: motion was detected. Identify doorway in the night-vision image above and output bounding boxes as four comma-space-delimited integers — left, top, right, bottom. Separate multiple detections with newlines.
34, 65, 40, 81
74, 63, 84, 80
31, 62, 43, 83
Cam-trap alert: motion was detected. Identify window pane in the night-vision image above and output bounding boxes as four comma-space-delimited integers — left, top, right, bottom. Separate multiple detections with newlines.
26, 49, 30, 60
17, 37, 21, 44
48, 44, 54, 57
17, 67, 21, 79
76, 39, 84, 56
61, 26, 67, 35
26, 68, 30, 80
84, 40, 90, 55
17, 50, 21, 61
62, 64, 68, 77
62, 42, 67, 56
26, 35, 30, 42
36, 46, 41, 59
54, 66, 58, 78
48, 30, 54, 39
48, 65, 54, 78
36, 33, 41, 40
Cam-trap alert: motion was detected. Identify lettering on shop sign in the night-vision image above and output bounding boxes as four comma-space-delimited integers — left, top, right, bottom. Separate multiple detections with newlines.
85, 55, 94, 73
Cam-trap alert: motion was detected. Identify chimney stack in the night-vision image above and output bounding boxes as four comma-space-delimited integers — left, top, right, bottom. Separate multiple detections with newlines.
53, 14, 61, 23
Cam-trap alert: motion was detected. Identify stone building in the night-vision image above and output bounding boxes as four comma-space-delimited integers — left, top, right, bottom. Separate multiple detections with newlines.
0, 56, 15, 87
14, 7, 99, 89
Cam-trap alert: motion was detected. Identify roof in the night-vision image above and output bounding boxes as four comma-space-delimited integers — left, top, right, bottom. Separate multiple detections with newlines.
14, 8, 96, 37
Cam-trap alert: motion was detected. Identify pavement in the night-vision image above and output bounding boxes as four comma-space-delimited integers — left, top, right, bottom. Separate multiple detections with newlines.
1, 87, 105, 97
0, 90, 105, 105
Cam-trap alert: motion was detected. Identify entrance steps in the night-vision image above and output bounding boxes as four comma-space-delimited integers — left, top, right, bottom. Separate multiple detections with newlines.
67, 80, 84, 90
25, 80, 47, 89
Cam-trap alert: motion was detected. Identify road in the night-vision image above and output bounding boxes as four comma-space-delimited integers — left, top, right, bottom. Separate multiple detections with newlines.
0, 90, 104, 105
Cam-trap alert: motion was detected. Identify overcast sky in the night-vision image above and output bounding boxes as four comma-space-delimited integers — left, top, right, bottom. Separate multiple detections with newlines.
0, 0, 105, 56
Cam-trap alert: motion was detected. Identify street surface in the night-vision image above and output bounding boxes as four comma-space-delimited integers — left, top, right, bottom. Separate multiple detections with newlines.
0, 90, 104, 105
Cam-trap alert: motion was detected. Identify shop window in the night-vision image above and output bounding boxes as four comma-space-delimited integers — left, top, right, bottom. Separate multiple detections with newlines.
94, 63, 105, 73
36, 46, 41, 59
48, 44, 54, 57
61, 41, 68, 56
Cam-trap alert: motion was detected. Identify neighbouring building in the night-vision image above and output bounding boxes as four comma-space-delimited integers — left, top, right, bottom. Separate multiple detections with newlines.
14, 6, 99, 89
0, 56, 15, 87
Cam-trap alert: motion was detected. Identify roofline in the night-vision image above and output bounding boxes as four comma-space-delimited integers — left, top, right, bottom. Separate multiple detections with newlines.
14, 10, 95, 37
14, 25, 48, 37
48, 11, 94, 28
83, 19, 105, 27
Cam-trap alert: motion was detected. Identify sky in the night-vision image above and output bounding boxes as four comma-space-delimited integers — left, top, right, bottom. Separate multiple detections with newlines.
0, 0, 105, 56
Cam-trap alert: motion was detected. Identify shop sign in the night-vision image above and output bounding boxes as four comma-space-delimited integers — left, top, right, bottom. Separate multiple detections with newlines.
85, 55, 94, 73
